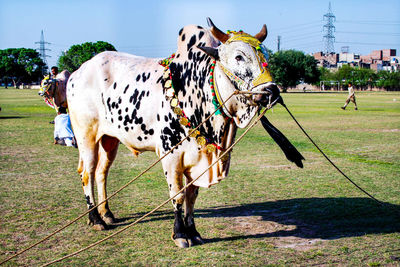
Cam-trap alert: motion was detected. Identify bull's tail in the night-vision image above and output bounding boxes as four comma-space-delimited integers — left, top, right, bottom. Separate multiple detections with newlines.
260, 116, 305, 168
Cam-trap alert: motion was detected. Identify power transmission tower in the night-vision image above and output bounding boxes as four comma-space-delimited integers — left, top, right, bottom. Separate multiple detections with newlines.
277, 35, 281, 52
323, 2, 336, 54
35, 30, 51, 75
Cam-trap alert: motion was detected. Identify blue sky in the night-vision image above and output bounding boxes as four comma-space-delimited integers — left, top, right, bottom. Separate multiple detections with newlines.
1, 0, 399, 68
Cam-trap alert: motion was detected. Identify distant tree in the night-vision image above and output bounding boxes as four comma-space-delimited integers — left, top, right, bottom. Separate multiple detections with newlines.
323, 65, 380, 90
58, 41, 116, 73
0, 48, 46, 87
335, 64, 354, 87
352, 68, 377, 90
376, 70, 400, 91
269, 50, 320, 91
319, 66, 335, 81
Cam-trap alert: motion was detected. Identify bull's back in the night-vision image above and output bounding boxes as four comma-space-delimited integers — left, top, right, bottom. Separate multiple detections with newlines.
67, 51, 164, 150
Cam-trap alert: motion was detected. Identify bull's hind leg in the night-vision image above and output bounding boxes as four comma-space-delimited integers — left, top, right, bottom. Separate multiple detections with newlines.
77, 136, 108, 230
95, 135, 120, 225
184, 183, 204, 246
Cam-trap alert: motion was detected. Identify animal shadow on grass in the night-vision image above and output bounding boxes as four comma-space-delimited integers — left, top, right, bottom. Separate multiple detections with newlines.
114, 197, 400, 242
0, 116, 25, 119
197, 197, 400, 243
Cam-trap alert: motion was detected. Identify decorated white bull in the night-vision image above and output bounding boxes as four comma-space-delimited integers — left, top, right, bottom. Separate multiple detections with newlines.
67, 18, 299, 248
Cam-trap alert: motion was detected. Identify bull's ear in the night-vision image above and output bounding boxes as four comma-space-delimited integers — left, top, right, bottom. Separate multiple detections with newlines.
198, 46, 219, 60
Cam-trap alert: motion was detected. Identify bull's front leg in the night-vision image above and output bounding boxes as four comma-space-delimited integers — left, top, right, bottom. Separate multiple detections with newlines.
184, 183, 204, 246
164, 166, 189, 248
78, 146, 107, 231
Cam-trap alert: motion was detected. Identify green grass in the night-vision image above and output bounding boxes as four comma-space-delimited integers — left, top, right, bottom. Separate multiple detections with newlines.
1, 88, 400, 266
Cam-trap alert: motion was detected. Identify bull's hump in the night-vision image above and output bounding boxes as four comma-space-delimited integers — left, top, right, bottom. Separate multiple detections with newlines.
97, 51, 159, 63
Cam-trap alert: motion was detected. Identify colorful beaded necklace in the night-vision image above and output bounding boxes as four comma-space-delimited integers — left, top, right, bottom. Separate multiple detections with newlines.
159, 54, 224, 153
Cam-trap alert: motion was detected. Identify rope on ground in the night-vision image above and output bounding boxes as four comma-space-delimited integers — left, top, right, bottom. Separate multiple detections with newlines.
0, 91, 239, 265
41, 103, 271, 266
236, 92, 392, 208
280, 102, 384, 205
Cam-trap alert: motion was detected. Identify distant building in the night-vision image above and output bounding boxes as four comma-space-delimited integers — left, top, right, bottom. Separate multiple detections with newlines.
313, 52, 339, 68
338, 53, 360, 68
313, 49, 398, 72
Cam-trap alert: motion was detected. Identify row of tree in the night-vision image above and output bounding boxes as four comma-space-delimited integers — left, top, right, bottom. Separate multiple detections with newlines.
0, 41, 115, 87
1, 42, 399, 90
319, 64, 400, 91
268, 50, 400, 91
0, 48, 46, 87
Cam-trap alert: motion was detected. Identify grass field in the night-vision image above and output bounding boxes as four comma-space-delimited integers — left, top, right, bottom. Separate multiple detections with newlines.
1, 88, 399, 266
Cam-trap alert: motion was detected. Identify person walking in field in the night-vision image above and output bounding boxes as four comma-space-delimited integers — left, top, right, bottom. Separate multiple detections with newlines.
341, 82, 358, 110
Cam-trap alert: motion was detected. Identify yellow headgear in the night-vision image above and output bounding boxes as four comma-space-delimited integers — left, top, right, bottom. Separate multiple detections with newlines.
225, 31, 273, 87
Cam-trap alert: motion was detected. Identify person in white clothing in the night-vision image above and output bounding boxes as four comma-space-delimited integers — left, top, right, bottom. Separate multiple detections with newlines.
341, 83, 358, 110
54, 107, 77, 147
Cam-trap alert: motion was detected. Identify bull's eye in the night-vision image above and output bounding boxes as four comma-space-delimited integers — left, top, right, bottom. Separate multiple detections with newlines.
235, 55, 244, 62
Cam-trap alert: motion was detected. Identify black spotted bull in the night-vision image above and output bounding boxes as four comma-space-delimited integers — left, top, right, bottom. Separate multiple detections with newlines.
67, 18, 283, 248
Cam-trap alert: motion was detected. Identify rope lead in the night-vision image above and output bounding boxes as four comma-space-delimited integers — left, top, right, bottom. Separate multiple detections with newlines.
41, 100, 272, 266
280, 101, 383, 205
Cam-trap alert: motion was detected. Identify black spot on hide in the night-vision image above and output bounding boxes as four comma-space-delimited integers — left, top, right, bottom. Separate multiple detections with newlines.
187, 35, 197, 51
123, 84, 129, 94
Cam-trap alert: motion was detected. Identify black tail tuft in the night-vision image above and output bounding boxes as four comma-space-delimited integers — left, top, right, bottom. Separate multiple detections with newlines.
260, 116, 305, 168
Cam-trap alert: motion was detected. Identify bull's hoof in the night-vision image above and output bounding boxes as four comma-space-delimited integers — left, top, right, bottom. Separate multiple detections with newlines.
87, 219, 108, 230
102, 216, 115, 225
171, 234, 189, 248
92, 223, 107, 231
188, 235, 204, 247
101, 211, 116, 225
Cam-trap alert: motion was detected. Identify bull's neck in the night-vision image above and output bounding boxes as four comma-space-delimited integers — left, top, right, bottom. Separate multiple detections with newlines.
168, 55, 232, 148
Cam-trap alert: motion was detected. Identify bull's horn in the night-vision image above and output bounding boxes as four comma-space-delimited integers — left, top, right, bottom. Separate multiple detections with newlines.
207, 17, 230, 44
254, 24, 268, 42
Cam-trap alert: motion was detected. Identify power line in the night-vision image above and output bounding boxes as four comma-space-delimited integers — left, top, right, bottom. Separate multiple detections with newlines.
284, 41, 324, 51
274, 20, 322, 31
283, 33, 323, 43
336, 41, 400, 46
276, 23, 322, 35
336, 31, 400, 36
336, 20, 400, 25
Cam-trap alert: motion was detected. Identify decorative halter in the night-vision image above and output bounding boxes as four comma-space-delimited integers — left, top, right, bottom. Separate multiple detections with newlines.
159, 54, 227, 156
222, 30, 273, 89
39, 75, 58, 109
210, 30, 273, 117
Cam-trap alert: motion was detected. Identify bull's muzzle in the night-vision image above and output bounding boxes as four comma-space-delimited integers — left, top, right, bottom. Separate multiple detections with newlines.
252, 82, 281, 107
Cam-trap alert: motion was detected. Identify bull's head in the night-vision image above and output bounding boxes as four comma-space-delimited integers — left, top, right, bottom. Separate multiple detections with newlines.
39, 75, 58, 98
198, 18, 280, 123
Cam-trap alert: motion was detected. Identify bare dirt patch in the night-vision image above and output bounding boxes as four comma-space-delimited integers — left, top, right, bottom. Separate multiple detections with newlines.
226, 215, 325, 251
